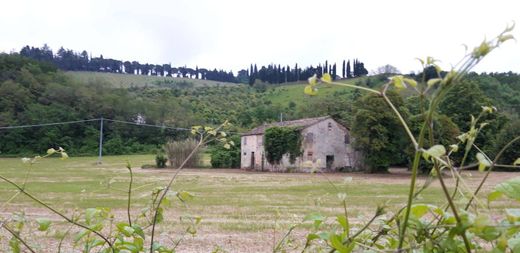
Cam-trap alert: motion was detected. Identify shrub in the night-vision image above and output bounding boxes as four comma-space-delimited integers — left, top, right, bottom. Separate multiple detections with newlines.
163, 139, 200, 168
210, 136, 240, 168
155, 153, 167, 168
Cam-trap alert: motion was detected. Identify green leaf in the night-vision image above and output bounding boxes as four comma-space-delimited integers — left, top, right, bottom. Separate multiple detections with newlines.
391, 75, 405, 89
177, 191, 194, 202
449, 144, 459, 153
36, 218, 51, 231
187, 225, 197, 235
306, 233, 320, 243
427, 78, 442, 87
330, 234, 352, 253
321, 73, 332, 83
403, 78, 417, 87
318, 232, 330, 240
422, 145, 446, 161
506, 209, 520, 223
132, 224, 145, 239
90, 239, 105, 248
336, 215, 349, 232
411, 204, 429, 218
508, 234, 520, 252
85, 208, 99, 225
74, 229, 90, 243
223, 143, 231, 149
116, 222, 134, 237
476, 152, 492, 172
9, 237, 20, 253
495, 177, 520, 202
488, 191, 503, 203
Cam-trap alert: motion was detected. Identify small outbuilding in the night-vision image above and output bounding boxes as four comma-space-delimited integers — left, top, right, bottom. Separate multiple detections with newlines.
240, 116, 361, 172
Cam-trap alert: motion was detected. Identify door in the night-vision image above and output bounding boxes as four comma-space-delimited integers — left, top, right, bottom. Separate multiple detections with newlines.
251, 152, 255, 170
326, 155, 334, 170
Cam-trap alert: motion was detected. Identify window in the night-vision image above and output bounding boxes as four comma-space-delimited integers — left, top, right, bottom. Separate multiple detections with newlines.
344, 133, 350, 144
305, 132, 314, 149
328, 122, 332, 131
243, 137, 247, 145
307, 151, 313, 158
306, 133, 314, 143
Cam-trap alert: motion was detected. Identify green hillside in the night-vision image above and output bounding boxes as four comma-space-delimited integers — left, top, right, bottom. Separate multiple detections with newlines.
65, 71, 241, 88
265, 77, 369, 106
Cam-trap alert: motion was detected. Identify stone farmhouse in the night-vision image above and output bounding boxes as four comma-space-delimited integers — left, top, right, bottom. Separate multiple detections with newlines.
240, 116, 361, 172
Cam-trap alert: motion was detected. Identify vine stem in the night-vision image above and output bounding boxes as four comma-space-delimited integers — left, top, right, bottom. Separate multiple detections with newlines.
0, 175, 114, 251
433, 162, 472, 252
382, 92, 418, 148
1, 222, 36, 253
465, 135, 520, 210
398, 119, 428, 250
327, 81, 380, 95
126, 163, 133, 227
149, 134, 205, 253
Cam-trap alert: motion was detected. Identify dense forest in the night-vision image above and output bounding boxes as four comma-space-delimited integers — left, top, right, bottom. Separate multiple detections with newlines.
19, 45, 368, 85
1, 53, 519, 169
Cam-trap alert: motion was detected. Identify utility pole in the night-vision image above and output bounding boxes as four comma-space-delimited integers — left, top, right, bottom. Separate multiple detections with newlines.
280, 113, 283, 122
97, 117, 104, 164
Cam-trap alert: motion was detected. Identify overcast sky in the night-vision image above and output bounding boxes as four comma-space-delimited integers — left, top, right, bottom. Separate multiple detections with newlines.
1, 0, 519, 74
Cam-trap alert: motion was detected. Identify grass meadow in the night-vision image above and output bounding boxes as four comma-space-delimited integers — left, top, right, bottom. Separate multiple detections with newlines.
0, 154, 517, 251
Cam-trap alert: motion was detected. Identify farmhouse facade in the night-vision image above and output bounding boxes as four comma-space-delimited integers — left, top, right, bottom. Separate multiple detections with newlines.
240, 116, 361, 172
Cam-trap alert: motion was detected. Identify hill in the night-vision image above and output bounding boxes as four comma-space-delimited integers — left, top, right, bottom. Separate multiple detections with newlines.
65, 71, 241, 89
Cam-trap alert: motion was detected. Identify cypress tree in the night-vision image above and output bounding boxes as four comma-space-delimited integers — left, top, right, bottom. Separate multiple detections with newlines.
346, 60, 352, 78
342, 60, 346, 78
332, 63, 337, 80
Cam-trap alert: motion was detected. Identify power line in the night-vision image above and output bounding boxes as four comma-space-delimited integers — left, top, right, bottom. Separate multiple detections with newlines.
104, 118, 190, 131
0, 118, 243, 135
0, 119, 100, 130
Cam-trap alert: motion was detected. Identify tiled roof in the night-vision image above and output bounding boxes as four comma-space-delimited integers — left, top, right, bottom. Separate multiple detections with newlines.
242, 116, 331, 136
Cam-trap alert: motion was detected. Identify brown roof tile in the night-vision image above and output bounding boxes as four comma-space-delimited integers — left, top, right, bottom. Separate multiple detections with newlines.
242, 116, 331, 136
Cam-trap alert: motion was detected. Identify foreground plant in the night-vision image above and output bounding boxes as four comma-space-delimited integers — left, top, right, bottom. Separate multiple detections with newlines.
274, 24, 520, 252
0, 122, 233, 252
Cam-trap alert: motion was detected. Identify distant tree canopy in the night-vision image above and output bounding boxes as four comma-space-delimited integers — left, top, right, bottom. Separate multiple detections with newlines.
18, 45, 370, 87
248, 59, 368, 85
350, 91, 410, 173
19, 45, 237, 83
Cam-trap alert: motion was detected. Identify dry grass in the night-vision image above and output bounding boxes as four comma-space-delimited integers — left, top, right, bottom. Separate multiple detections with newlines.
0, 155, 518, 252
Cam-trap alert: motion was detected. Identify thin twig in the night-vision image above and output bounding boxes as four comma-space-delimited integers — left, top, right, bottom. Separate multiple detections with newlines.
0, 174, 114, 251
1, 222, 37, 253
465, 136, 520, 210
149, 134, 205, 253
126, 163, 133, 227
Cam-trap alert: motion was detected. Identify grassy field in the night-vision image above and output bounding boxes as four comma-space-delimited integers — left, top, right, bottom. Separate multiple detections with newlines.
0, 155, 517, 251
265, 77, 367, 106
65, 71, 241, 88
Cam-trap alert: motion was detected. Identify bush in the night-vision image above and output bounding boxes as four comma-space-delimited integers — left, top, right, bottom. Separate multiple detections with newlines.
163, 139, 200, 168
210, 136, 240, 168
155, 153, 167, 168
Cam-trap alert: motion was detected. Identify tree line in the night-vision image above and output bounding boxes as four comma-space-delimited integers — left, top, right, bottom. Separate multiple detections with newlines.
19, 45, 237, 83
18, 44, 369, 86
247, 59, 368, 85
